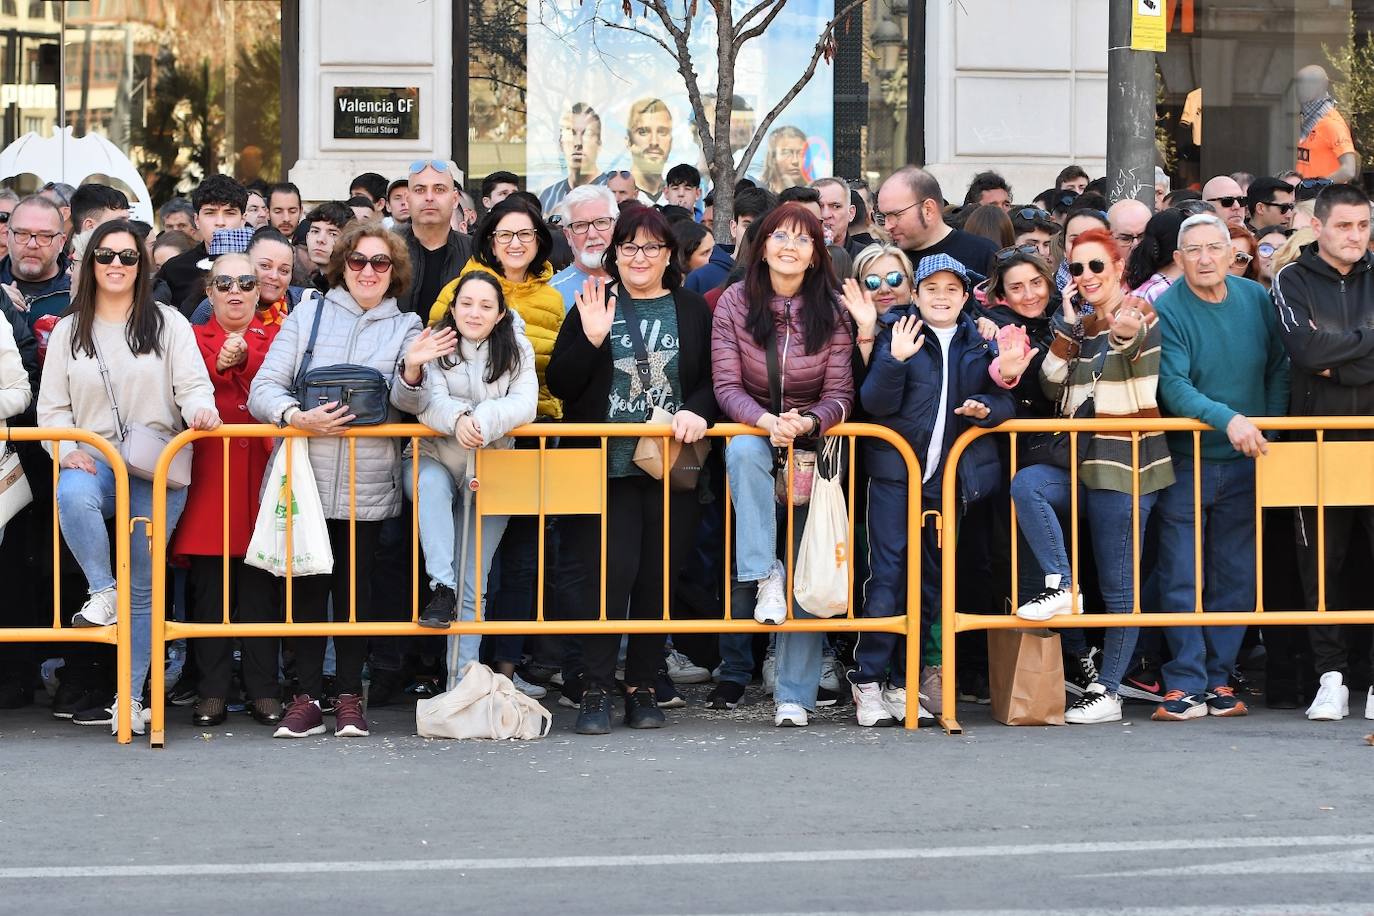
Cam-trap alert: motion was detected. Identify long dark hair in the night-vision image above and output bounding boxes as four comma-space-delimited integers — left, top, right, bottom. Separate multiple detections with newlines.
435, 270, 522, 385
742, 203, 837, 354
670, 219, 711, 274
605, 205, 682, 291
1124, 208, 1185, 291
473, 195, 553, 280
68, 218, 164, 359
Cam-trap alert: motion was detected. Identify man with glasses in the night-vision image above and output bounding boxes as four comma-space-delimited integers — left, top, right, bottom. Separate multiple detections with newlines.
1271, 182, 1374, 721
875, 165, 997, 278
396, 159, 472, 317
550, 184, 617, 312
1107, 199, 1151, 261
1201, 175, 1248, 228
1151, 213, 1289, 721
0, 195, 71, 331
1245, 177, 1296, 232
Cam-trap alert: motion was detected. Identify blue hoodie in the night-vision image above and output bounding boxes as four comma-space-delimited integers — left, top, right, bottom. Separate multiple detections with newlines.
0, 253, 71, 329
684, 242, 735, 295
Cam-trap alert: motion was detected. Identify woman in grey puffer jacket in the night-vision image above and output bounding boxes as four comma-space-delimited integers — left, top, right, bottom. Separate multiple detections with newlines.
401, 270, 537, 686
248, 223, 447, 740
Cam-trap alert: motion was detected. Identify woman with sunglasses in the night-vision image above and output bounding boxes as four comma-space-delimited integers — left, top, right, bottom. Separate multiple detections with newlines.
250, 222, 447, 740
711, 203, 853, 727
189, 228, 310, 328
1228, 224, 1260, 282
1123, 207, 1186, 304
548, 206, 717, 733
1252, 225, 1290, 290
428, 193, 565, 698
841, 242, 915, 369
171, 253, 283, 728
38, 219, 220, 735
1008, 227, 1173, 725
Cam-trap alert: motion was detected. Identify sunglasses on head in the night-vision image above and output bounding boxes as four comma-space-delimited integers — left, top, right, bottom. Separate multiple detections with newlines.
408, 159, 452, 175
862, 270, 907, 291
344, 252, 393, 273
1012, 207, 1052, 222
211, 274, 257, 293
92, 247, 140, 266
1206, 196, 1242, 208
1068, 259, 1108, 277
1299, 177, 1333, 191
995, 243, 1042, 262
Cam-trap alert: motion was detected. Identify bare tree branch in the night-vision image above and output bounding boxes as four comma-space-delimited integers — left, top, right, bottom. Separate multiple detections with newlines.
734, 0, 783, 36
733, 0, 864, 179
590, 15, 677, 57
735, 0, 787, 45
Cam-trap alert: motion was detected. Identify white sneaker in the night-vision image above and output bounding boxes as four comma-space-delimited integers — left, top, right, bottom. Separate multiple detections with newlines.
1016, 575, 1074, 621
853, 682, 895, 727
666, 649, 711, 684
72, 587, 117, 627
819, 653, 844, 694
914, 690, 936, 721
754, 561, 787, 625
1306, 671, 1349, 721
1064, 683, 1122, 724
512, 673, 547, 699
1366, 687, 1374, 721
882, 684, 922, 723
774, 702, 808, 727
762, 647, 777, 695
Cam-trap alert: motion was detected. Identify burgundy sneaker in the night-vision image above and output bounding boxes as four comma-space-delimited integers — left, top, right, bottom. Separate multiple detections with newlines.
273, 695, 326, 739
333, 693, 370, 737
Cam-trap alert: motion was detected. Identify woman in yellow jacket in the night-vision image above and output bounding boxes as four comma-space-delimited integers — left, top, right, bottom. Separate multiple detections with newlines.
428, 193, 566, 692
429, 195, 563, 420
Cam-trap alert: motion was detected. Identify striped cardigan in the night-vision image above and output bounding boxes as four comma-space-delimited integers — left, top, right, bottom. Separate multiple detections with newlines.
1039, 297, 1175, 495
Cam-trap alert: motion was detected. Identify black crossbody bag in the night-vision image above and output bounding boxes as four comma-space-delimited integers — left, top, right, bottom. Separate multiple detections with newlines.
292, 297, 391, 426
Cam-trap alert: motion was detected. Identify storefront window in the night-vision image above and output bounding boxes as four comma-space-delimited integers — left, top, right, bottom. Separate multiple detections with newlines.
0, 2, 62, 151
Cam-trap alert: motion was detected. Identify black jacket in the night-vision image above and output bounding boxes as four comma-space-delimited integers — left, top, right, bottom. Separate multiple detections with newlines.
1272, 244, 1374, 438
155, 243, 209, 316
547, 286, 719, 443
395, 226, 473, 317
975, 298, 1059, 420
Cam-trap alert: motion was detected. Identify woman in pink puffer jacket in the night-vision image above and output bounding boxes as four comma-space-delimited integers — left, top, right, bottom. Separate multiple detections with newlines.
709, 203, 854, 727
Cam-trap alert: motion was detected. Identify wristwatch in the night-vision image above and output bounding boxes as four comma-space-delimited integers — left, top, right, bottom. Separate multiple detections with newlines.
801, 411, 821, 435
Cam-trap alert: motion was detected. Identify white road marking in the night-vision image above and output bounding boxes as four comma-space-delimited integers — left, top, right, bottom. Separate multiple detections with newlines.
2, 834, 1372, 880
1095, 847, 1374, 877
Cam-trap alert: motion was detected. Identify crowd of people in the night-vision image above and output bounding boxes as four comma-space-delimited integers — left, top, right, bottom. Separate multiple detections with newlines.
0, 154, 1370, 742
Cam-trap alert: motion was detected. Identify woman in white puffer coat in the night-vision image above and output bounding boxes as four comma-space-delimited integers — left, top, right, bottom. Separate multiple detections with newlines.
403, 269, 537, 682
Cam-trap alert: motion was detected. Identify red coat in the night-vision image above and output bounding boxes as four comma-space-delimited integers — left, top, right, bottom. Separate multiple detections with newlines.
171, 317, 279, 559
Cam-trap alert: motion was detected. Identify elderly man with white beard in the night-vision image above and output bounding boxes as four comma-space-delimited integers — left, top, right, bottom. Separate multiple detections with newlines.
550, 184, 618, 312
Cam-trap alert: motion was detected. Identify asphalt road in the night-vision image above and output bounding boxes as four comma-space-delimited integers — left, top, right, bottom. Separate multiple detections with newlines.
2, 685, 1372, 915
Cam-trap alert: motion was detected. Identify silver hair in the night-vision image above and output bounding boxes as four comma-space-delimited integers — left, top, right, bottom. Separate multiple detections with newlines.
1177, 213, 1230, 248
555, 183, 618, 223
1154, 167, 1170, 195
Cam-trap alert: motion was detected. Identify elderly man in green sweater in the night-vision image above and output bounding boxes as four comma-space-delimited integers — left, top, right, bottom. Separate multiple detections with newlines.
1151, 212, 1290, 722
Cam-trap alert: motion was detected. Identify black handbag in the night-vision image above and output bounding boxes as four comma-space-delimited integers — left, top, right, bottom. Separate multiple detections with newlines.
291, 295, 391, 426
1021, 333, 1107, 470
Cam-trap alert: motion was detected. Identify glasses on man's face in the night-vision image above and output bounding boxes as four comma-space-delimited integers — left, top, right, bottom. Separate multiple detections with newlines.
767, 230, 813, 249
344, 252, 393, 273
493, 228, 537, 246
92, 247, 140, 266
1180, 241, 1230, 260
211, 274, 257, 293
567, 217, 614, 236
1113, 232, 1144, 246
1262, 201, 1296, 214
995, 243, 1042, 262
862, 270, 907, 291
1068, 259, 1108, 277
1206, 196, 1242, 208
617, 241, 665, 260
874, 200, 918, 227
11, 229, 61, 248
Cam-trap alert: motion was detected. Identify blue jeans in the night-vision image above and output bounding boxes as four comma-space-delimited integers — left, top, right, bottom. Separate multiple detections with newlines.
1011, 464, 1157, 692
403, 456, 508, 687
1156, 458, 1255, 697
57, 458, 187, 703
718, 435, 778, 689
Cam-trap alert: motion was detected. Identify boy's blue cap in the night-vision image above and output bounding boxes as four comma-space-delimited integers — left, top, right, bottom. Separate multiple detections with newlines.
914, 253, 971, 291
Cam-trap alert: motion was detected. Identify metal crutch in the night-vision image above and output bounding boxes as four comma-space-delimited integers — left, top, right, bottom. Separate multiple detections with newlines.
445, 448, 478, 692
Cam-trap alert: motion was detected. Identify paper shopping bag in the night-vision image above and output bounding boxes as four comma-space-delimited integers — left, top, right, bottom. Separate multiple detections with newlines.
987, 629, 1065, 726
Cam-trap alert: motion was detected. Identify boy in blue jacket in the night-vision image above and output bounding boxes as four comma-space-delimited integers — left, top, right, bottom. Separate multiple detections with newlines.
853, 253, 1013, 726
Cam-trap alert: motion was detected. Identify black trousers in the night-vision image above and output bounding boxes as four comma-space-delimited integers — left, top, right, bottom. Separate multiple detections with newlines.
186, 556, 281, 700
288, 519, 383, 698
565, 476, 699, 692
1296, 506, 1374, 676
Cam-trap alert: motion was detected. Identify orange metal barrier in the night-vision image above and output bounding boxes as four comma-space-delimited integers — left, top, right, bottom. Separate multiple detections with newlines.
0, 428, 135, 743
938, 417, 1374, 735
148, 422, 924, 746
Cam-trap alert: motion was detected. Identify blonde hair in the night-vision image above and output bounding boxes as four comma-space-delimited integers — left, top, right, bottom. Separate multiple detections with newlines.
852, 242, 913, 281
1272, 228, 1315, 274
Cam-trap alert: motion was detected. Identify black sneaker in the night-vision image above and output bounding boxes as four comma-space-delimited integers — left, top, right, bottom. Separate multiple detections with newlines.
575, 688, 612, 735
366, 668, 407, 707
1064, 647, 1100, 697
625, 689, 666, 728
167, 673, 198, 707
0, 678, 33, 709
655, 671, 686, 709
1265, 678, 1301, 710
815, 685, 843, 708
706, 680, 746, 710
71, 701, 115, 726
418, 586, 457, 628
52, 685, 108, 720
558, 671, 586, 709
958, 671, 992, 705
1117, 659, 1166, 703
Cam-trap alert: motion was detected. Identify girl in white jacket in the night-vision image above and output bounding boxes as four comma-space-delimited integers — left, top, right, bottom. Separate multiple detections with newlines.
0, 314, 32, 546
403, 270, 537, 683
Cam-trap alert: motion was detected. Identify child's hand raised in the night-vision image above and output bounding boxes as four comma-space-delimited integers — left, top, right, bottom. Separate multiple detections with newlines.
889, 315, 925, 362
